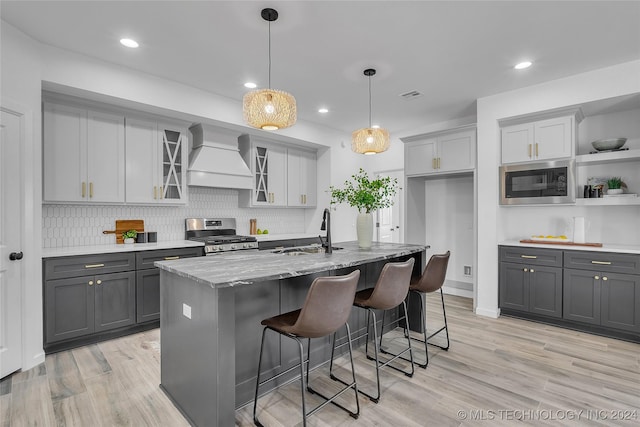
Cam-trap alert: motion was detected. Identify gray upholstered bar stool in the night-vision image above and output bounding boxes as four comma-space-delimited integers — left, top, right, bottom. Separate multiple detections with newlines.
253, 270, 361, 427
407, 250, 451, 368
347, 258, 415, 403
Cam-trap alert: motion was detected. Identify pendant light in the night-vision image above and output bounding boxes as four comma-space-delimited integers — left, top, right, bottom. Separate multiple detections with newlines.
352, 68, 390, 155
243, 8, 296, 131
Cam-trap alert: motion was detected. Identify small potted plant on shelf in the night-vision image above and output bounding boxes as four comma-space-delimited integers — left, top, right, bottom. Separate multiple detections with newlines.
606, 177, 623, 195
329, 168, 398, 249
122, 229, 138, 244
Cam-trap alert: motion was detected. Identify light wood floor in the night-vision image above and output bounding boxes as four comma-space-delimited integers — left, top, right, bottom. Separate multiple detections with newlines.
2, 295, 639, 426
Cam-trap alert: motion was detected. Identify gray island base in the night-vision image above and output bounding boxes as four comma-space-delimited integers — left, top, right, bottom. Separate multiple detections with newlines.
155, 241, 426, 427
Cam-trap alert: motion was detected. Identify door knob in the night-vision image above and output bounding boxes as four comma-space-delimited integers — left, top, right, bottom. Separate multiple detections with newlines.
9, 252, 23, 261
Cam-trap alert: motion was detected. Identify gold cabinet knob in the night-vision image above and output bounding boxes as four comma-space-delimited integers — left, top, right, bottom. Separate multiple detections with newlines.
602, 276, 608, 281
523, 268, 528, 272
530, 269, 535, 273
88, 280, 94, 286
594, 275, 600, 280
96, 280, 102, 285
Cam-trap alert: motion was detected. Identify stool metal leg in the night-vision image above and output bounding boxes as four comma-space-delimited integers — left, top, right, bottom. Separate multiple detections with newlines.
296, 337, 308, 427
253, 327, 269, 427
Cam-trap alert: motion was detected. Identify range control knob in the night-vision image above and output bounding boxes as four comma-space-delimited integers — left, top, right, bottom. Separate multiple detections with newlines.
230, 244, 237, 250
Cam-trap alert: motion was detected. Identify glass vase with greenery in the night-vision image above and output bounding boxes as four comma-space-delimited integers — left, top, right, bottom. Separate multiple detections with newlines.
329, 168, 399, 213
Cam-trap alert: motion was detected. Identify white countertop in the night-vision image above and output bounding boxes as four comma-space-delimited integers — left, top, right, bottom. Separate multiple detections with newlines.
253, 233, 319, 242
42, 240, 204, 258
500, 240, 640, 255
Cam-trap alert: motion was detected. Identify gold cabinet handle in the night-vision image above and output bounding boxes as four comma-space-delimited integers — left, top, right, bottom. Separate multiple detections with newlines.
85, 263, 105, 269
304, 194, 307, 204
432, 158, 436, 169
438, 157, 441, 169
153, 186, 157, 199
602, 276, 608, 281
89, 182, 94, 198
160, 185, 163, 199
591, 261, 611, 265
520, 255, 537, 259
523, 268, 528, 272
535, 143, 539, 157
96, 279, 102, 285
82, 182, 86, 198
88, 280, 94, 286
528, 144, 532, 158
164, 256, 180, 260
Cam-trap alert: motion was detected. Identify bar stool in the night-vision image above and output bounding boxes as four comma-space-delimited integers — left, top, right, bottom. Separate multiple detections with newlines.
407, 251, 451, 368
346, 258, 415, 403
253, 270, 361, 427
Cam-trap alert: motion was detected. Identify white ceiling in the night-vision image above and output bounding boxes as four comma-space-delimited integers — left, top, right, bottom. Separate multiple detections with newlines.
2, 1, 639, 134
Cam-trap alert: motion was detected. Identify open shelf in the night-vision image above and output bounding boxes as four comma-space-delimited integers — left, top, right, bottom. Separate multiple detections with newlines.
576, 149, 640, 166
576, 197, 640, 206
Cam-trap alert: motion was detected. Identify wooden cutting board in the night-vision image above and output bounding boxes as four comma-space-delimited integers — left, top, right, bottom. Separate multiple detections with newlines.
520, 239, 603, 247
103, 220, 145, 244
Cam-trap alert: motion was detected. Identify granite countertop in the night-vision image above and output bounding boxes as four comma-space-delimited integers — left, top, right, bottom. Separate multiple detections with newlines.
500, 240, 640, 255
155, 241, 427, 288
42, 240, 205, 258
253, 233, 319, 242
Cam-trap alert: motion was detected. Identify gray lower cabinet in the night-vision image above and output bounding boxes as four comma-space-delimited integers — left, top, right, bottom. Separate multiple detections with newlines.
500, 245, 640, 340
499, 247, 563, 318
44, 246, 202, 352
135, 247, 203, 323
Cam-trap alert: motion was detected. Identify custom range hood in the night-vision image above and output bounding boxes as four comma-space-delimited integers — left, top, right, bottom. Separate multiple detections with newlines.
187, 123, 252, 189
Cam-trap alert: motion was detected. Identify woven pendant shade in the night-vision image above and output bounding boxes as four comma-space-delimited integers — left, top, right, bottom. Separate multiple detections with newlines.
352, 68, 389, 155
243, 88, 296, 130
352, 128, 390, 155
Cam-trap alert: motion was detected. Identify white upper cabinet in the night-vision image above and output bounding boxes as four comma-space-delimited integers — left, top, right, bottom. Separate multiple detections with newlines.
501, 115, 574, 164
239, 137, 287, 207
404, 127, 476, 176
43, 102, 125, 203
287, 148, 317, 207
125, 118, 187, 205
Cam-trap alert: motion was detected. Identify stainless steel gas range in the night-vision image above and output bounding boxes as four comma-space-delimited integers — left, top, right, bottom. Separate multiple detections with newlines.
185, 218, 258, 255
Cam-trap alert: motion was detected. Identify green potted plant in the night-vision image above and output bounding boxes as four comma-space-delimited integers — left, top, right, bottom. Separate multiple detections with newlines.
329, 168, 398, 248
606, 177, 623, 195
122, 229, 138, 244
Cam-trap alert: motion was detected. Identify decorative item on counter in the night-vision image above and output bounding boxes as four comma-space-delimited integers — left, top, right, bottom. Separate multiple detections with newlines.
122, 229, 138, 244
250, 219, 257, 235
329, 168, 398, 248
606, 177, 623, 195
136, 231, 158, 243
583, 184, 591, 199
573, 217, 586, 244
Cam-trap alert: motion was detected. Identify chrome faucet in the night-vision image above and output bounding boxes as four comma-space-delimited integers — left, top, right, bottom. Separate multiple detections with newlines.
319, 208, 332, 254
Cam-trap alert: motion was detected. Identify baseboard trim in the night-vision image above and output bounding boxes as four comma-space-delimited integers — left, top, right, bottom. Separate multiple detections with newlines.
23, 351, 45, 372
442, 286, 473, 299
475, 306, 500, 318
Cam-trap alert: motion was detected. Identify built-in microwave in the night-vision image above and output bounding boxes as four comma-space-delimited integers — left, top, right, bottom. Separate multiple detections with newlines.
500, 160, 575, 205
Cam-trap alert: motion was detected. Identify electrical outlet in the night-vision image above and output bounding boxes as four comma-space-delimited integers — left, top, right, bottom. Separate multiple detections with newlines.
464, 265, 472, 277
183, 303, 192, 319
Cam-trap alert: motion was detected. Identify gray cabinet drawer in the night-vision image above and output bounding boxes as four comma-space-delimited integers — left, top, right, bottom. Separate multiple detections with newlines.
44, 253, 136, 280
564, 251, 640, 275
499, 246, 562, 267
135, 247, 203, 270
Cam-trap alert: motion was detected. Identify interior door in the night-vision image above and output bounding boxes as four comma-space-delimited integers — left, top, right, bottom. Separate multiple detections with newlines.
0, 107, 23, 378
376, 170, 403, 243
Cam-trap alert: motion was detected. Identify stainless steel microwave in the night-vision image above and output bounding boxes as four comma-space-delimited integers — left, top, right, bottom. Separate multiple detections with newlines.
500, 160, 575, 205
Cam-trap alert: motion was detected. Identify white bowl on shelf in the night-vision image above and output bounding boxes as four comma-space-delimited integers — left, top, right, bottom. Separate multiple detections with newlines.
591, 138, 627, 151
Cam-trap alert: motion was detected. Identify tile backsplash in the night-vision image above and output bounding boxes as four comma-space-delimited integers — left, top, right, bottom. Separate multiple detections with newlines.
43, 187, 306, 248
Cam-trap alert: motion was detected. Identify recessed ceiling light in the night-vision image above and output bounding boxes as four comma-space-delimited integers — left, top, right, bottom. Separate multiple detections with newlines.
120, 38, 139, 48
371, 124, 380, 129
318, 108, 329, 114
514, 61, 532, 70
244, 82, 257, 89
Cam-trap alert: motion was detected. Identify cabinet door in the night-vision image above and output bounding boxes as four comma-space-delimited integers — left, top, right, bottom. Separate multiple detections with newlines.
86, 111, 126, 203
94, 271, 136, 332
253, 143, 287, 206
528, 266, 563, 318
534, 116, 572, 161
405, 139, 437, 175
563, 268, 600, 325
600, 272, 640, 333
287, 148, 317, 207
125, 117, 159, 203
136, 269, 160, 323
501, 123, 534, 164
438, 130, 476, 172
159, 126, 187, 204
499, 262, 529, 312
45, 276, 95, 344
43, 102, 87, 203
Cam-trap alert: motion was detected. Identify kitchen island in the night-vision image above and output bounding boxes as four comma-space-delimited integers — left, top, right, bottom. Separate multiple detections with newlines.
155, 241, 426, 427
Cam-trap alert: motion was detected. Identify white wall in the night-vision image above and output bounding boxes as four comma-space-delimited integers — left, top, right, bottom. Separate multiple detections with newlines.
0, 22, 45, 370
476, 60, 640, 318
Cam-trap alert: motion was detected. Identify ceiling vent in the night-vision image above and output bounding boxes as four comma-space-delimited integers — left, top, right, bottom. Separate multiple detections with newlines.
399, 90, 423, 100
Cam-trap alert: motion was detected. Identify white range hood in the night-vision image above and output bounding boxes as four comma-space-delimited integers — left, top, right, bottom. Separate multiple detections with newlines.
187, 124, 252, 190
